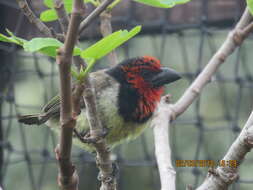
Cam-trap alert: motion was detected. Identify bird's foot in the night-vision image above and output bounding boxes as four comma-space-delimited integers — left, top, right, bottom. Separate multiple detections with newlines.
74, 127, 108, 144
97, 162, 119, 183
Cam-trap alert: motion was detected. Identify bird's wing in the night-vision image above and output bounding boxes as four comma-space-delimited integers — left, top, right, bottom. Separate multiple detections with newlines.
41, 69, 116, 121
42, 94, 61, 113
18, 69, 117, 126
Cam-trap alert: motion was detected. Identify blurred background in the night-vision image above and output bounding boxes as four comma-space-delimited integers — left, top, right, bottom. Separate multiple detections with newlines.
0, 0, 253, 189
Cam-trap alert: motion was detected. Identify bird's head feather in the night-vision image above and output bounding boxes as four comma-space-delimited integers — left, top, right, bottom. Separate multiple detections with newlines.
106, 56, 181, 123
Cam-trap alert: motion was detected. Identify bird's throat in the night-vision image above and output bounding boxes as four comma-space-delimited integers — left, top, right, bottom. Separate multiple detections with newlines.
134, 87, 164, 122
118, 83, 164, 123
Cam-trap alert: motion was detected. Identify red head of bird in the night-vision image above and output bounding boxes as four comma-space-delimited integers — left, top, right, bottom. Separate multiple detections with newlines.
106, 56, 181, 123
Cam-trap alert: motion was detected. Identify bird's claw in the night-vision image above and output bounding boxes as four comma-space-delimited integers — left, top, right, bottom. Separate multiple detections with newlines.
74, 127, 109, 144
112, 162, 119, 179
97, 162, 119, 183
80, 135, 100, 144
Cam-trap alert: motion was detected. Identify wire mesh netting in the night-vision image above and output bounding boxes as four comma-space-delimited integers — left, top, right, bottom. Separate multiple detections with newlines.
0, 0, 253, 190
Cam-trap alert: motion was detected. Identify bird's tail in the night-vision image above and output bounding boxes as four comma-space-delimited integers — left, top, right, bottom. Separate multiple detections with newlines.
18, 114, 48, 125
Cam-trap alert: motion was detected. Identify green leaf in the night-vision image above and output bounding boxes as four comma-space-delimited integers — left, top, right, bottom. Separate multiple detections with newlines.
6, 29, 27, 45
0, 34, 19, 44
40, 9, 58, 22
23, 38, 82, 57
133, 0, 191, 8
24, 38, 62, 52
247, 0, 253, 15
23, 38, 62, 57
43, 0, 72, 10
0, 30, 27, 46
63, 0, 73, 12
0, 30, 81, 58
40, 0, 72, 22
43, 0, 54, 8
41, 0, 95, 22
78, 26, 141, 79
73, 47, 82, 56
81, 26, 141, 61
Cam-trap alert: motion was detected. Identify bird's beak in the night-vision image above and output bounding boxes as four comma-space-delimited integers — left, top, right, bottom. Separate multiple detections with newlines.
151, 67, 181, 87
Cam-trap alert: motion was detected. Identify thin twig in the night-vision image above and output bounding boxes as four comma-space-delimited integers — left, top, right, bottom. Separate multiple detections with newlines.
100, 11, 118, 66
78, 0, 114, 34
80, 8, 119, 190
16, 0, 54, 37
152, 8, 253, 190
54, 0, 70, 34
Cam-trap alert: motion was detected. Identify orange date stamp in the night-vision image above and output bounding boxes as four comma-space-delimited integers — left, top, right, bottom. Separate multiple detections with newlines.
175, 160, 237, 168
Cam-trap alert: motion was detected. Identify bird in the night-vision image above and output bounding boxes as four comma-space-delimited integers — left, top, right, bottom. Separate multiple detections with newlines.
18, 56, 181, 152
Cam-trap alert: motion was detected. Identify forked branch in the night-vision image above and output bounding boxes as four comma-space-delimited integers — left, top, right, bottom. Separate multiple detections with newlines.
16, 0, 54, 37
197, 111, 253, 189
152, 8, 253, 190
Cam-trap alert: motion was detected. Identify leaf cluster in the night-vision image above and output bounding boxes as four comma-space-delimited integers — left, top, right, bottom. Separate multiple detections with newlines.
0, 0, 191, 80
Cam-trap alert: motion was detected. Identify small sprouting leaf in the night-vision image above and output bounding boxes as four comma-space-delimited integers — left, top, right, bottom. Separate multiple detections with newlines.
81, 26, 141, 61
247, 0, 253, 15
40, 9, 58, 22
133, 0, 191, 8
79, 58, 96, 79
71, 68, 80, 80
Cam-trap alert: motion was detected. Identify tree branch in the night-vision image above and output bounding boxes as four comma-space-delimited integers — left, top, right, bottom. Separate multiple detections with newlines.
53, 0, 116, 188
151, 95, 176, 190
172, 8, 253, 117
54, 0, 70, 34
53, 0, 87, 70
197, 111, 253, 189
72, 7, 120, 190
56, 1, 84, 189
17, 0, 116, 189
16, 0, 54, 37
152, 8, 253, 190
100, 11, 118, 66
82, 76, 117, 190
78, 0, 114, 35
